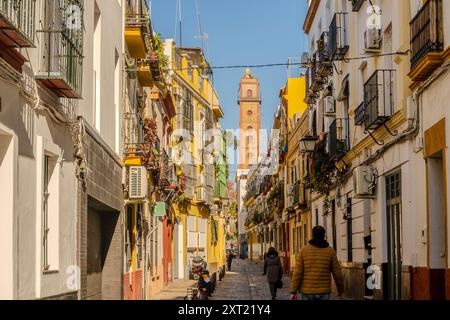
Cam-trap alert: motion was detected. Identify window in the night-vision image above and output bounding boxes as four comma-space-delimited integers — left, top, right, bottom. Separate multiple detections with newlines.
346, 197, 353, 262
303, 224, 308, 246
42, 153, 59, 271
331, 199, 337, 250
247, 89, 253, 98
125, 206, 133, 271
136, 204, 143, 269
180, 90, 194, 132
247, 110, 253, 116
42, 155, 50, 271
290, 162, 298, 184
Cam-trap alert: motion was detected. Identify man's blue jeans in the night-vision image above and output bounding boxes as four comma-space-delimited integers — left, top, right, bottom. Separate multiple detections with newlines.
301, 293, 330, 300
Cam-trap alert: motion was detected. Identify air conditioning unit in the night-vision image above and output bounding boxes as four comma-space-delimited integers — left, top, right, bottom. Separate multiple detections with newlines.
364, 28, 381, 53
129, 166, 148, 200
196, 185, 206, 202
324, 96, 336, 115
353, 166, 376, 198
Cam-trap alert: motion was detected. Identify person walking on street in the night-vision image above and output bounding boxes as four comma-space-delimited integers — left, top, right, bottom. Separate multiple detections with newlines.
290, 226, 344, 300
226, 250, 234, 271
263, 247, 283, 300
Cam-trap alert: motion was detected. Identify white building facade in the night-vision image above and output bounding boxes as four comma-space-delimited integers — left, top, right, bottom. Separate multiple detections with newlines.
0, 0, 125, 299
303, 0, 450, 299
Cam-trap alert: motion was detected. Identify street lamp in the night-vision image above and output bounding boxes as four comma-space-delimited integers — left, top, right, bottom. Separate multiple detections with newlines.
299, 135, 319, 153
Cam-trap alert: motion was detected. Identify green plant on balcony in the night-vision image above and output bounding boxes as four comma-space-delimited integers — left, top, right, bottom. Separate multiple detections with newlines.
153, 33, 168, 71
173, 192, 190, 207
141, 117, 159, 170
252, 212, 263, 225
266, 183, 281, 207
311, 139, 336, 197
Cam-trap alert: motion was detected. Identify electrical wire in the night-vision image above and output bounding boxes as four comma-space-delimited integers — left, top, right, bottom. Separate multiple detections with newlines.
163, 51, 410, 72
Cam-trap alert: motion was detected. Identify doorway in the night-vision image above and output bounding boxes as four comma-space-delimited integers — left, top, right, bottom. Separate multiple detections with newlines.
173, 220, 184, 279
426, 151, 447, 299
86, 198, 120, 300
386, 171, 402, 300
424, 119, 447, 299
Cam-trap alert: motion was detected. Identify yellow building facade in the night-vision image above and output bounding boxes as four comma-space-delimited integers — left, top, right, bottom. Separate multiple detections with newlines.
167, 41, 227, 280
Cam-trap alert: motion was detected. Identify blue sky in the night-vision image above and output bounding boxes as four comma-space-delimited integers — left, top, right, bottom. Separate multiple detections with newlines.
151, 0, 308, 177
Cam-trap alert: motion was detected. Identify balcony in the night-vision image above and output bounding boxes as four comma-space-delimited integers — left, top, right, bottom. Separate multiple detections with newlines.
328, 118, 349, 160
364, 70, 395, 130
329, 12, 349, 61
159, 149, 177, 188
0, 0, 35, 48
409, 0, 444, 81
310, 55, 325, 92
317, 32, 332, 77
36, 2, 84, 99
181, 163, 196, 199
149, 51, 161, 82
136, 59, 153, 87
354, 102, 366, 126
288, 181, 307, 209
125, 0, 150, 59
174, 48, 183, 70
304, 65, 317, 105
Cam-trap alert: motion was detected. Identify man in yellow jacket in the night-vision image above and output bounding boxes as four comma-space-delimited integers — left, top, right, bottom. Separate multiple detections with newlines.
290, 226, 344, 300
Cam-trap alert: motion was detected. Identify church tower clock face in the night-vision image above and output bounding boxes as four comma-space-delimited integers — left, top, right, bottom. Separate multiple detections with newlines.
238, 69, 261, 170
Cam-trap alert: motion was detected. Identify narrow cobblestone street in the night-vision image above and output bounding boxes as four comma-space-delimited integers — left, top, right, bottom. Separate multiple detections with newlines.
150, 258, 346, 300
212, 259, 291, 300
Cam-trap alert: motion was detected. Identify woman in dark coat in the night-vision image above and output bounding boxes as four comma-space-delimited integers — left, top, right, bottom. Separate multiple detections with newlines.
263, 247, 283, 300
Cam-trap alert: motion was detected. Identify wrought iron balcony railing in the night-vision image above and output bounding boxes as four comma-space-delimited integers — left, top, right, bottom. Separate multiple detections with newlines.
328, 118, 349, 160
36, 0, 84, 99
310, 54, 324, 92
410, 0, 443, 68
317, 31, 331, 63
305, 64, 318, 105
126, 0, 150, 27
159, 149, 177, 187
317, 32, 333, 77
0, 0, 36, 47
364, 69, 396, 130
354, 102, 366, 126
329, 12, 349, 61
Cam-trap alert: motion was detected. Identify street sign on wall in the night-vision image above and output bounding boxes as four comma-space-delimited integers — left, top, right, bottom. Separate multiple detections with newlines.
153, 202, 166, 217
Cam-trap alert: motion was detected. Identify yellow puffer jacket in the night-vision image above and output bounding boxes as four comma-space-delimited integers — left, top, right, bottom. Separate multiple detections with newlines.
290, 242, 344, 295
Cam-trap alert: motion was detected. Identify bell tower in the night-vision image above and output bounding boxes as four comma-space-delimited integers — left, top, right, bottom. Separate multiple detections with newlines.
238, 69, 261, 170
